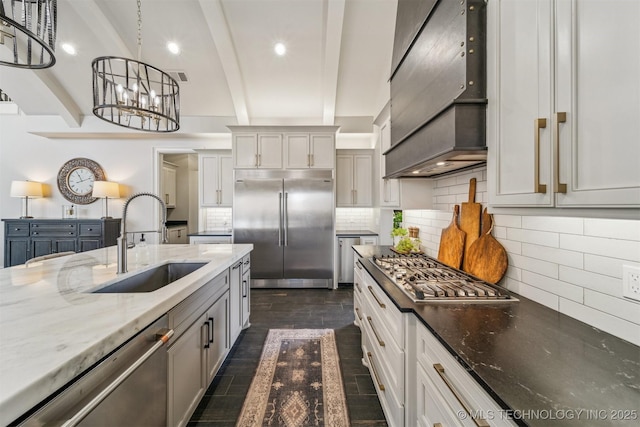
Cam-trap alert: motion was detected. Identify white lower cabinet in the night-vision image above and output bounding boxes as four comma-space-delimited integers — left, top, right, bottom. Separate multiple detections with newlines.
412, 320, 516, 427
355, 263, 516, 427
167, 226, 188, 244
230, 255, 251, 345
357, 264, 405, 427
166, 265, 242, 427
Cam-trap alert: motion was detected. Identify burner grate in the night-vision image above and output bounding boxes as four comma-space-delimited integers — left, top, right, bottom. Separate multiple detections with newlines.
370, 254, 514, 303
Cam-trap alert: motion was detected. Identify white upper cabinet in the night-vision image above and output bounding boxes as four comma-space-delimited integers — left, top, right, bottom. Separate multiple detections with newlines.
488, 0, 640, 208
162, 162, 177, 208
233, 133, 283, 169
284, 133, 334, 169
200, 152, 233, 207
379, 120, 401, 208
337, 152, 373, 207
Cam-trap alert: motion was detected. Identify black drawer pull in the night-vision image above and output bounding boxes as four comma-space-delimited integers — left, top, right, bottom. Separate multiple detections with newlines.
14, 228, 20, 231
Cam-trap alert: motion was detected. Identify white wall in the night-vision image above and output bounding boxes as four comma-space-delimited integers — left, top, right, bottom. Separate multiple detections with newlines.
402, 167, 640, 346
0, 113, 228, 262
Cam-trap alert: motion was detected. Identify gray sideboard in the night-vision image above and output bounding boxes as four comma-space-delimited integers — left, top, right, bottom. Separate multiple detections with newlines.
3, 218, 121, 267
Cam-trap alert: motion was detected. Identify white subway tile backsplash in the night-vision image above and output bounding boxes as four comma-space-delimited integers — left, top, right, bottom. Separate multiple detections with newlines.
522, 271, 583, 302
521, 243, 583, 269
516, 282, 560, 310
398, 166, 640, 343
584, 290, 640, 325
521, 216, 583, 235
493, 214, 522, 228
559, 266, 624, 298
584, 254, 640, 279
559, 299, 640, 346
561, 234, 640, 262
509, 253, 559, 278
506, 228, 560, 248
584, 218, 640, 241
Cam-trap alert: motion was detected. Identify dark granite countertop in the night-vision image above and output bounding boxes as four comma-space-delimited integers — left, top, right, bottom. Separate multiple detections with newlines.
188, 229, 233, 237
336, 229, 378, 236
353, 245, 640, 427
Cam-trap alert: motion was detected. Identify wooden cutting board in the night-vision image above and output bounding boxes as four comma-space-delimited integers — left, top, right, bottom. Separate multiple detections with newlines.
464, 208, 508, 284
460, 178, 482, 271
437, 205, 466, 269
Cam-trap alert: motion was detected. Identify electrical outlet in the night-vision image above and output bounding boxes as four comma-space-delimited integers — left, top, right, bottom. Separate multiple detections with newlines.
622, 265, 640, 302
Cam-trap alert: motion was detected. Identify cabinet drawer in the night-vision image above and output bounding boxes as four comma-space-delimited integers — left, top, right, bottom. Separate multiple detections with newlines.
416, 362, 465, 427
360, 271, 404, 349
361, 306, 404, 399
362, 334, 404, 427
6, 222, 30, 236
31, 222, 77, 236
241, 254, 250, 274
415, 322, 515, 427
79, 223, 102, 236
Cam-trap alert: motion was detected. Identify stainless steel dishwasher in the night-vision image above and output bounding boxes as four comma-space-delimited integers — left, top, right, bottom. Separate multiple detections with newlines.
17, 315, 173, 427
338, 237, 360, 284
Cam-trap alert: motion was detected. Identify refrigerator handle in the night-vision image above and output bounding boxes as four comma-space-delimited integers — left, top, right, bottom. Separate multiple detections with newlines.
284, 192, 289, 246
278, 192, 283, 246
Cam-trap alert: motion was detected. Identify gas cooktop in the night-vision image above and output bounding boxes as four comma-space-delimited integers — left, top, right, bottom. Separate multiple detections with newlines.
370, 254, 516, 303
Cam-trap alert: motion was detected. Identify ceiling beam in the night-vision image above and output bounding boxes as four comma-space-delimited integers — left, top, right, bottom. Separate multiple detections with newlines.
322, 0, 346, 125
198, 0, 250, 125
66, 0, 134, 59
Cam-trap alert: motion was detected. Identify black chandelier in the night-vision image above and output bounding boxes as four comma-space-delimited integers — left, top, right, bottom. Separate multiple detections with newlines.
91, 0, 179, 132
0, 0, 57, 69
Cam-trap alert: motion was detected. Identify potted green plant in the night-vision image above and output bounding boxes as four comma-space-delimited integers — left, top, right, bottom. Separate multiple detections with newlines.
391, 227, 408, 246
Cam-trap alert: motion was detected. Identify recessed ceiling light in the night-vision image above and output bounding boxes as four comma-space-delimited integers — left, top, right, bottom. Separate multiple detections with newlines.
274, 42, 286, 56
61, 43, 76, 55
167, 42, 180, 55
412, 170, 420, 174
436, 161, 446, 166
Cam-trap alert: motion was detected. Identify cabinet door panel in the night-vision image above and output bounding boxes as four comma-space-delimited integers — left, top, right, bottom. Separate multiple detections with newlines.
353, 155, 373, 206
6, 238, 29, 267
206, 295, 229, 384
336, 156, 354, 206
234, 134, 258, 168
258, 134, 283, 168
309, 134, 335, 169
219, 156, 233, 206
488, 0, 554, 207
555, 0, 640, 207
79, 239, 100, 252
285, 134, 311, 168
32, 239, 53, 258
229, 262, 242, 343
200, 156, 220, 206
168, 317, 207, 427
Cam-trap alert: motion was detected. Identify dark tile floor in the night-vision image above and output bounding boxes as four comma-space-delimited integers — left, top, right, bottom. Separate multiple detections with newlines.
188, 287, 388, 427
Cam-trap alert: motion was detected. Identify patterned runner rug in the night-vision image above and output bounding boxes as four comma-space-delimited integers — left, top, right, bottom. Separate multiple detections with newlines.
236, 329, 349, 427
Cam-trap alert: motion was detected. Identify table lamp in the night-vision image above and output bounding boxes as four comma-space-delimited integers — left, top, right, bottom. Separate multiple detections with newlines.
92, 181, 120, 219
10, 181, 44, 218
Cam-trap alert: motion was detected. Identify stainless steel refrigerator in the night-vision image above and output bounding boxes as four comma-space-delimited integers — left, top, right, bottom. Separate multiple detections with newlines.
233, 169, 334, 288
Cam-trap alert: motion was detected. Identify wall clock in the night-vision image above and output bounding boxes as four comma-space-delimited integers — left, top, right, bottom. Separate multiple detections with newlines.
57, 158, 106, 204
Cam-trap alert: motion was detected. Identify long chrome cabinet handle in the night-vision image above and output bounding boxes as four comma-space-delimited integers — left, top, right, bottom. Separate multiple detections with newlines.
356, 261, 363, 270
367, 285, 386, 309
367, 316, 385, 347
283, 192, 289, 246
555, 112, 567, 193
534, 118, 547, 194
278, 192, 283, 246
61, 329, 174, 427
354, 281, 362, 293
355, 307, 363, 321
433, 363, 490, 427
367, 352, 385, 391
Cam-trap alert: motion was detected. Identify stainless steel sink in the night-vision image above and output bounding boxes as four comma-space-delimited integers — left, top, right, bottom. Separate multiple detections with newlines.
93, 262, 207, 293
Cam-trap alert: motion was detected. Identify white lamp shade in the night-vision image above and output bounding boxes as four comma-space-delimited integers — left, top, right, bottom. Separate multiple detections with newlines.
10, 181, 43, 198
92, 181, 120, 198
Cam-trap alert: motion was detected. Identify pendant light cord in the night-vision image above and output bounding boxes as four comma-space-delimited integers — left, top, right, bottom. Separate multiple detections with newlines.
136, 0, 142, 62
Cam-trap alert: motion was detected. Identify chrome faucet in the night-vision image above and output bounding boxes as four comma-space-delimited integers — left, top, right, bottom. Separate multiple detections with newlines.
117, 192, 168, 274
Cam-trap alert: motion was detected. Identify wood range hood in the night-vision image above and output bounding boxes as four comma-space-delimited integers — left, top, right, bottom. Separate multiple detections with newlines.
384, 0, 487, 179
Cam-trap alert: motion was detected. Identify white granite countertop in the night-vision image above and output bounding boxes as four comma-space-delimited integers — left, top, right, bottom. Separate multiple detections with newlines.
0, 243, 253, 425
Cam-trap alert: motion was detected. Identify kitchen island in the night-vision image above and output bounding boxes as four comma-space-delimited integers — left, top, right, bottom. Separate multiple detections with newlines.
354, 245, 639, 427
0, 243, 252, 426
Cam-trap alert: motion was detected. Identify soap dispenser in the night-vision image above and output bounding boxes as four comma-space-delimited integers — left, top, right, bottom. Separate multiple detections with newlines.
138, 233, 148, 265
